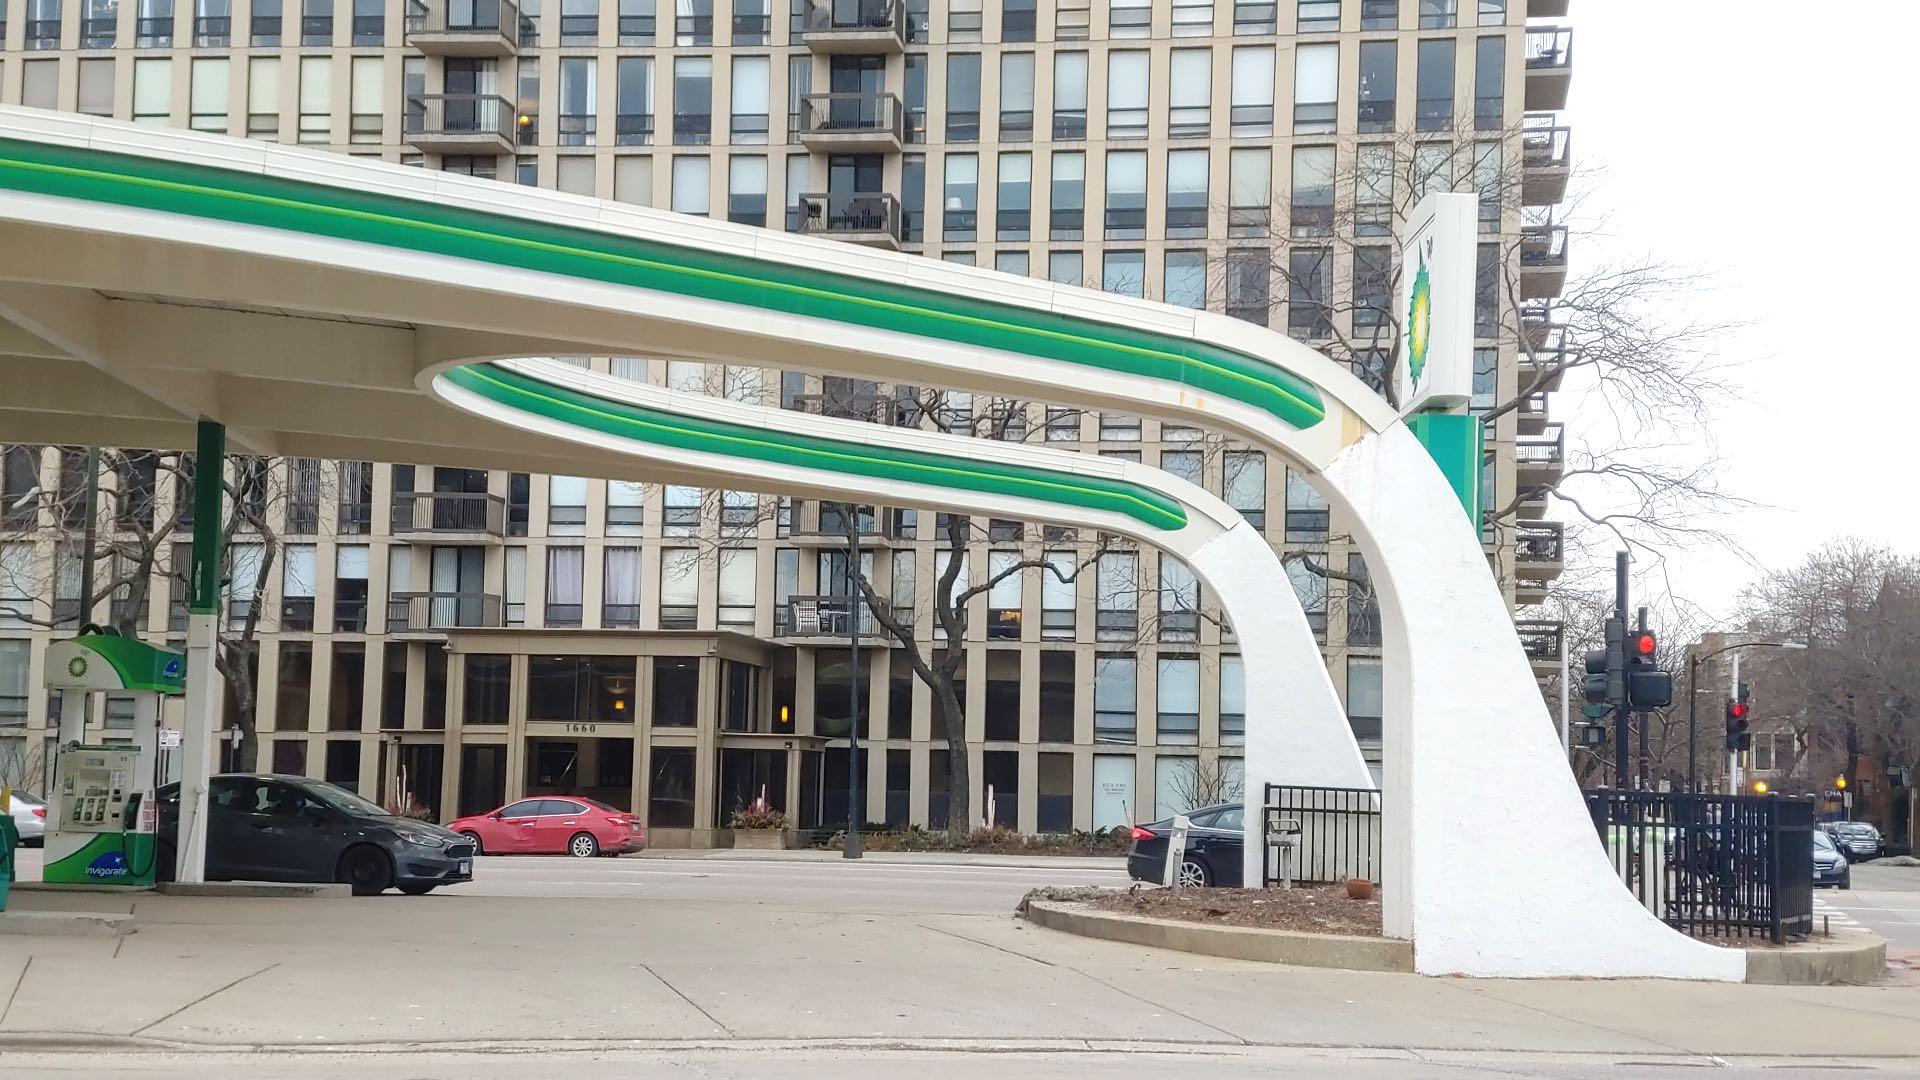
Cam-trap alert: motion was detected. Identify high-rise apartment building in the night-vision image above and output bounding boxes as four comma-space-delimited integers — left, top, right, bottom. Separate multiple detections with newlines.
0, 0, 1573, 845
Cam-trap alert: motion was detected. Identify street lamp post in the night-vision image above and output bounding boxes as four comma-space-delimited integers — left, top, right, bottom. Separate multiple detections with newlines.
1687, 639, 1806, 794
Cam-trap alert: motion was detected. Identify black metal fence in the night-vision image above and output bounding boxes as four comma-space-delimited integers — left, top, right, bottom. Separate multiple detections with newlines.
1261, 784, 1382, 887
1586, 790, 1813, 943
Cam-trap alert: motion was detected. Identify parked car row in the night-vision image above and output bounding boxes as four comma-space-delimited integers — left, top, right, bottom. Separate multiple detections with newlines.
1821, 820, 1884, 862
1812, 828, 1852, 889
148, 775, 647, 897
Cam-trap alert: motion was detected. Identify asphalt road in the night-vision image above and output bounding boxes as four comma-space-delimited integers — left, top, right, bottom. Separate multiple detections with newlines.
456, 850, 1132, 913
1817, 863, 1920, 950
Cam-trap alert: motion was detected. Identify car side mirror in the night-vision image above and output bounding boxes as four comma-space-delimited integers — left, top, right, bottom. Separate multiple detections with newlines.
489, 810, 504, 820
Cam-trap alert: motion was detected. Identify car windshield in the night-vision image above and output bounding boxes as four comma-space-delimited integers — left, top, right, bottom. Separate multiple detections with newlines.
1813, 830, 1837, 852
1838, 822, 1874, 835
298, 779, 393, 818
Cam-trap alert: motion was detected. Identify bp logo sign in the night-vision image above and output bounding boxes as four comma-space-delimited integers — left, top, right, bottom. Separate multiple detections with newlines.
1406, 237, 1435, 387
67, 655, 89, 679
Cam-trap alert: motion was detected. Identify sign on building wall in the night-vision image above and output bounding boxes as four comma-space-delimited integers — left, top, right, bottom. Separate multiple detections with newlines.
1395, 193, 1478, 415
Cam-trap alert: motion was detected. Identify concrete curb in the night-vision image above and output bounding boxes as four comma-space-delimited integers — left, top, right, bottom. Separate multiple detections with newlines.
0, 911, 135, 937
157, 881, 352, 899
1743, 930, 1886, 986
10, 880, 155, 894
1021, 900, 1413, 972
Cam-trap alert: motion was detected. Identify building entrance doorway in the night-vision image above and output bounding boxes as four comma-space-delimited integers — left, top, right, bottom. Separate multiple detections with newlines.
525, 736, 634, 811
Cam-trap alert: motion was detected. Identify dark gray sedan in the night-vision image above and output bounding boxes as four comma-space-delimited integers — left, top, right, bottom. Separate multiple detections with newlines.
1126, 803, 1245, 888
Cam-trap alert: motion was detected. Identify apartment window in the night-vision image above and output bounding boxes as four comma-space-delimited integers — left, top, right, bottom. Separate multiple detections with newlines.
983, 550, 1021, 639
1036, 551, 1075, 638
301, 0, 329, 43
600, 547, 641, 627
1226, 146, 1270, 238
1347, 657, 1383, 742
995, 152, 1031, 240
945, 53, 980, 142
903, 0, 925, 39
241, 57, 280, 139
515, 58, 539, 146
22, 61, 58, 110
1351, 246, 1393, 337
279, 544, 316, 630
81, 0, 114, 46
1473, 141, 1503, 230
675, 0, 711, 43
1164, 250, 1207, 309
1044, 151, 1085, 240
1230, 46, 1274, 137
1476, 242, 1499, 338
731, 55, 769, 143
1294, 43, 1336, 134
1001, 0, 1032, 40
1048, 250, 1083, 286
671, 155, 710, 216
227, 541, 264, 629
1102, 250, 1144, 298
1360, 0, 1393, 27
545, 547, 584, 626
341, 56, 380, 142
658, 484, 698, 534
1284, 559, 1328, 639
296, 56, 329, 142
25, 0, 62, 48
1225, 249, 1269, 326
1159, 557, 1199, 642
1171, 0, 1209, 35
332, 545, 369, 631
619, 0, 653, 40
1472, 347, 1498, 410
1103, 150, 1145, 240
1297, 0, 1335, 31
350, 0, 378, 42
1288, 249, 1332, 340
1095, 552, 1137, 638
1105, 52, 1148, 139
1290, 145, 1334, 237
1163, 50, 1211, 140
945, 0, 976, 39
1414, 140, 1452, 200
1165, 150, 1207, 239
1157, 658, 1199, 744
1419, 0, 1455, 28
726, 155, 768, 226
942, 153, 978, 241
731, 0, 767, 41
898, 153, 926, 241
133, 58, 174, 125
1223, 450, 1265, 527
1107, 0, 1147, 38
1052, 52, 1087, 139
1477, 0, 1504, 24
1285, 470, 1329, 541
1416, 38, 1456, 132
672, 56, 711, 145
1356, 143, 1394, 237
1219, 656, 1247, 744
1475, 35, 1506, 131
0, 544, 33, 626
76, 58, 114, 117
545, 475, 587, 536
902, 54, 927, 142
659, 549, 698, 628
249, 0, 277, 41
1093, 656, 1136, 744
1358, 40, 1396, 133
994, 251, 1029, 275
998, 52, 1034, 142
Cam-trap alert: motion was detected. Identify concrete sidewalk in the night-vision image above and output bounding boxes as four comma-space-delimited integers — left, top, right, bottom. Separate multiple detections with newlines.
641, 847, 1127, 871
3, 887, 1918, 1064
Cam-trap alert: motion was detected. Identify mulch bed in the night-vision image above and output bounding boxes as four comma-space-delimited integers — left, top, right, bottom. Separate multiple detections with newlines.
1023, 884, 1384, 938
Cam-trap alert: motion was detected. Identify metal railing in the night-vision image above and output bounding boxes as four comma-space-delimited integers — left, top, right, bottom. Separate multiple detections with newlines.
794, 192, 901, 240
387, 590, 503, 631
1517, 424, 1565, 470
776, 594, 881, 638
802, 0, 901, 36
1526, 25, 1574, 72
1514, 618, 1563, 663
1523, 116, 1572, 170
1514, 521, 1564, 564
403, 93, 516, 142
798, 92, 902, 140
1261, 784, 1382, 887
405, 0, 519, 43
1587, 790, 1813, 943
390, 490, 507, 536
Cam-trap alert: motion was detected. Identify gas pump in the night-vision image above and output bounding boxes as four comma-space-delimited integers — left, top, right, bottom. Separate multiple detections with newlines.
40, 629, 186, 887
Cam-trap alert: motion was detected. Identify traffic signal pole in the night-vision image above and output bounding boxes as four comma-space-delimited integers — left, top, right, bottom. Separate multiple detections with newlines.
1614, 552, 1630, 788
1727, 650, 1742, 796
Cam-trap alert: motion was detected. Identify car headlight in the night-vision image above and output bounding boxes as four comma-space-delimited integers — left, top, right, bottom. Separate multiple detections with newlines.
394, 828, 442, 848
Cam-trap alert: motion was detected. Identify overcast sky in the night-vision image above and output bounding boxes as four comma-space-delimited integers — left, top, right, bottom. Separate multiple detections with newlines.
1559, 0, 1919, 620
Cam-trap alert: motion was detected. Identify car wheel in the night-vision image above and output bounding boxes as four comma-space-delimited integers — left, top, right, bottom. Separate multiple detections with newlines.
1840, 870, 1852, 891
337, 845, 395, 896
398, 883, 437, 896
1176, 857, 1210, 889
568, 832, 600, 858
459, 830, 485, 856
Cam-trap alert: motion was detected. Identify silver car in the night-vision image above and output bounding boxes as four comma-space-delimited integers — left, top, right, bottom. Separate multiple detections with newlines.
5, 789, 46, 846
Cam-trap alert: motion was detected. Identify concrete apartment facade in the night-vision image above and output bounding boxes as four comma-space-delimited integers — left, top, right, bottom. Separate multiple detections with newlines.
0, 0, 1571, 845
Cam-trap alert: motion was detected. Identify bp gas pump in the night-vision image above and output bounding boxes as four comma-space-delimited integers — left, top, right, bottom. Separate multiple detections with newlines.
40, 629, 186, 887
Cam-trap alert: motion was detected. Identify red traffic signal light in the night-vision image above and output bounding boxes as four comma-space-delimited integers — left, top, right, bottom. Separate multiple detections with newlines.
1728, 701, 1749, 721
1632, 632, 1657, 657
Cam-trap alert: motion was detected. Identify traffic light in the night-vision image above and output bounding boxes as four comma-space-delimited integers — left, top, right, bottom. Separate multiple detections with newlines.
1583, 618, 1626, 709
1625, 630, 1673, 710
1724, 682, 1752, 752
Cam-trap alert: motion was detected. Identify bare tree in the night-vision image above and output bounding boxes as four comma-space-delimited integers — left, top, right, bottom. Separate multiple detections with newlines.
1165, 755, 1246, 815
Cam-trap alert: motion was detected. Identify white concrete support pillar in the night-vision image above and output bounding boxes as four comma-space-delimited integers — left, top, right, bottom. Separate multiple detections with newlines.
175, 612, 220, 884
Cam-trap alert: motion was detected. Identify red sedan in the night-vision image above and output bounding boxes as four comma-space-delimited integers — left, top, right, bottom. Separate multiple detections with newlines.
449, 797, 645, 858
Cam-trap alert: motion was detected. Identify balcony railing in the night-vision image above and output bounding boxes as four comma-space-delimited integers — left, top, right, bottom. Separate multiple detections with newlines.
403, 93, 517, 144
802, 0, 903, 43
777, 595, 884, 638
1515, 618, 1564, 664
794, 192, 902, 241
1514, 521, 1564, 566
405, 0, 520, 49
390, 490, 507, 536
1525, 26, 1574, 73
1520, 223, 1569, 270
798, 92, 903, 142
1522, 116, 1572, 171
387, 591, 503, 631
1517, 424, 1565, 471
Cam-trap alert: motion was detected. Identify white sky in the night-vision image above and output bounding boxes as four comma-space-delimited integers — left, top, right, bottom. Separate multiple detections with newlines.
1561, 0, 1920, 619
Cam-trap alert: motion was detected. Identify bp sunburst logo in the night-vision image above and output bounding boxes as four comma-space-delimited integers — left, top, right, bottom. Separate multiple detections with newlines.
1407, 241, 1434, 386
67, 655, 88, 679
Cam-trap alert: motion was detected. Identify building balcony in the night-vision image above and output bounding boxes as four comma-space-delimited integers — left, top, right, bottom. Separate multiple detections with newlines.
799, 0, 905, 53
404, 0, 519, 55
387, 591, 503, 636
1518, 325, 1569, 393
1515, 390, 1551, 436
1521, 115, 1572, 205
1514, 521, 1565, 582
1519, 222, 1570, 299
1516, 424, 1566, 486
774, 595, 890, 642
1525, 27, 1574, 111
797, 92, 903, 152
403, 93, 517, 155
1515, 485, 1551, 520
793, 192, 902, 249
1515, 618, 1564, 677
390, 491, 508, 540
1528, 0, 1570, 20
1518, 301, 1555, 351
